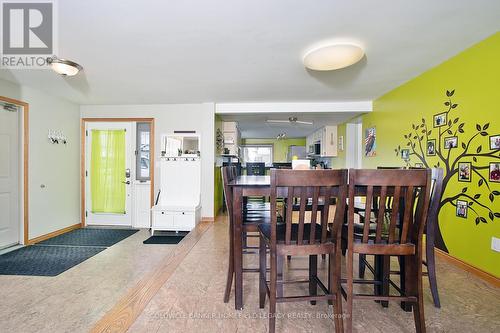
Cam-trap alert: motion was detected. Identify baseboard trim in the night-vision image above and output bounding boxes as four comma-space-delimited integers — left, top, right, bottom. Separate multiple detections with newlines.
434, 247, 500, 288
201, 216, 215, 222
28, 223, 81, 245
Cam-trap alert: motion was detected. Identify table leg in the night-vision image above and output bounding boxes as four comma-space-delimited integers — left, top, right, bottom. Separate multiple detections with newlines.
233, 186, 244, 310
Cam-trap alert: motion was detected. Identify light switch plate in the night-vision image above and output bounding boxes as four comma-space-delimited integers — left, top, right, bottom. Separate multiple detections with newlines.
492, 237, 500, 252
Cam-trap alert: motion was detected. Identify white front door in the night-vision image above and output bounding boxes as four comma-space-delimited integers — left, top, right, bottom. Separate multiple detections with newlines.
0, 103, 20, 248
85, 122, 133, 226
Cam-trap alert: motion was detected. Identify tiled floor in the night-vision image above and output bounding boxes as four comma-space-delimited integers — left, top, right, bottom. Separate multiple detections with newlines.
0, 230, 177, 333
1, 219, 499, 333
128, 217, 500, 333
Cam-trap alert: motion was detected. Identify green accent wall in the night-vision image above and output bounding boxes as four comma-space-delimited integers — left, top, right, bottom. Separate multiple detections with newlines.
241, 138, 307, 162
214, 166, 223, 215
361, 32, 500, 277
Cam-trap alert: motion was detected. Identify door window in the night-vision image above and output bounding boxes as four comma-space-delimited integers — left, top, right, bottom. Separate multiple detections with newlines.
136, 123, 151, 181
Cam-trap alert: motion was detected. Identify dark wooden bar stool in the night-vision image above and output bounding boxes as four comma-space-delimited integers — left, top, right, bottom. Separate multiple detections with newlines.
353, 166, 405, 299
344, 167, 443, 310
245, 162, 267, 207
344, 168, 432, 333
222, 166, 272, 303
258, 169, 347, 333
221, 162, 241, 213
402, 167, 444, 308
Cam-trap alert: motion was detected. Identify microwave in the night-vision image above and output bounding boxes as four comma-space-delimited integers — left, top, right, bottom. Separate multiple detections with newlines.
309, 142, 321, 155
314, 142, 321, 155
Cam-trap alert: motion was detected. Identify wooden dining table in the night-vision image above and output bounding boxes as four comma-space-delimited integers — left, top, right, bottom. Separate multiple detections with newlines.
227, 175, 412, 311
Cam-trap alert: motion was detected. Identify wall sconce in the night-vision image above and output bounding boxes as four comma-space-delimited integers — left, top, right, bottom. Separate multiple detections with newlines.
48, 130, 67, 144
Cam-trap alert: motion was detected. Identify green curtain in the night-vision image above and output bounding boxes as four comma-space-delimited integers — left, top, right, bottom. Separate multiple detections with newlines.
91, 129, 126, 214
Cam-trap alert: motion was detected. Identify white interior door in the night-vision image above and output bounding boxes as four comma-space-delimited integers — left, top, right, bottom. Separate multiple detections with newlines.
85, 122, 133, 226
0, 103, 20, 248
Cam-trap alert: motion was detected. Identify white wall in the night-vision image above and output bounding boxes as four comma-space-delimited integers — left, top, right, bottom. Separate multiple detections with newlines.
80, 104, 215, 218
1, 78, 81, 240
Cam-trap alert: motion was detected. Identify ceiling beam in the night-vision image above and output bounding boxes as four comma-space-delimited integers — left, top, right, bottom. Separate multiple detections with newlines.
215, 101, 372, 114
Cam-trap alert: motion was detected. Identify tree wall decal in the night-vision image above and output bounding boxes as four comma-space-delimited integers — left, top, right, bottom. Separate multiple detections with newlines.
395, 90, 500, 252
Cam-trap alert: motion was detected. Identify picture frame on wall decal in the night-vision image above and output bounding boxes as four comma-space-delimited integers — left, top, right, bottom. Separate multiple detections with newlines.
458, 162, 471, 182
433, 112, 447, 128
401, 149, 410, 160
456, 200, 468, 218
426, 139, 436, 156
489, 162, 500, 183
490, 134, 500, 150
444, 136, 458, 149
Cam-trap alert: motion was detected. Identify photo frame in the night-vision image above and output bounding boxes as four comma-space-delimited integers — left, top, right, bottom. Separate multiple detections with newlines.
401, 149, 410, 160
489, 162, 500, 183
426, 139, 436, 156
490, 134, 500, 150
456, 200, 468, 218
433, 112, 447, 128
444, 136, 458, 149
458, 162, 471, 182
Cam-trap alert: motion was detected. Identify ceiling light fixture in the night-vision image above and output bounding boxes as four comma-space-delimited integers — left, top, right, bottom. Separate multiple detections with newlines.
303, 43, 364, 71
47, 56, 83, 76
276, 132, 287, 140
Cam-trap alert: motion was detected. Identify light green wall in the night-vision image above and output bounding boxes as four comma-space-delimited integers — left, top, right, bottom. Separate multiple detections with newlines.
361, 32, 500, 277
242, 138, 306, 162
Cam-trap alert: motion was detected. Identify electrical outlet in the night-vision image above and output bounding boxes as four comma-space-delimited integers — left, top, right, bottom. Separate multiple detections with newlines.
492, 237, 500, 253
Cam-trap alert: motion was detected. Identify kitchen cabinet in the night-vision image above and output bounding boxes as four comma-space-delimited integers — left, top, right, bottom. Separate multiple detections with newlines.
321, 126, 337, 157
222, 121, 240, 156
306, 125, 338, 157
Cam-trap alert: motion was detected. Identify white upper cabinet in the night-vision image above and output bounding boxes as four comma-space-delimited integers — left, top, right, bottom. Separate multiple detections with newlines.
321, 126, 337, 157
222, 121, 240, 156
306, 125, 338, 157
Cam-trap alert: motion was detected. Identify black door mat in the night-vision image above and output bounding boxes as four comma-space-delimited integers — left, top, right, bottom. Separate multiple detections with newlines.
38, 228, 139, 247
0, 245, 105, 276
143, 232, 187, 244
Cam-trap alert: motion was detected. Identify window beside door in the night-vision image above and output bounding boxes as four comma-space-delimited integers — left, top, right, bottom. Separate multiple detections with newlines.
241, 145, 273, 166
136, 122, 151, 181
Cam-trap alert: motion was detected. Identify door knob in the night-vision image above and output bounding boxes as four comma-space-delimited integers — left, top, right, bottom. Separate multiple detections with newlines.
122, 181, 130, 185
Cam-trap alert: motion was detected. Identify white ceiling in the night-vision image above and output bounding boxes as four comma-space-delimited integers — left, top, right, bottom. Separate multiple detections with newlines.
0, 0, 499, 105
220, 112, 361, 138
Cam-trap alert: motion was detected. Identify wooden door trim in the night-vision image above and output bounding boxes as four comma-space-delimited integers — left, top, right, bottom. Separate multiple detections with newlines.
0, 96, 29, 245
81, 118, 155, 226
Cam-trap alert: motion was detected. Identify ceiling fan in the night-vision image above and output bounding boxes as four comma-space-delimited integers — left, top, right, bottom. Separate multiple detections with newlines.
266, 116, 313, 125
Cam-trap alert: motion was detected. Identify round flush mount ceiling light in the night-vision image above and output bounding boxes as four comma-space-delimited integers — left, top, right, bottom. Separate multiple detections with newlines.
47, 56, 83, 76
303, 43, 364, 71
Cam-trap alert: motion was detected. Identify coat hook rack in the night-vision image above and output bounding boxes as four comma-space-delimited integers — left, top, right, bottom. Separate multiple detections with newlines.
48, 129, 68, 144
